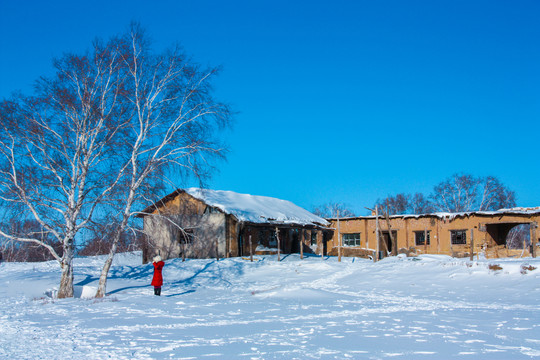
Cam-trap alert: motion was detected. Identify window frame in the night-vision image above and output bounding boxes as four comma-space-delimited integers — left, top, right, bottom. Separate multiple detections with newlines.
342, 233, 361, 247
451, 230, 467, 245
414, 231, 431, 246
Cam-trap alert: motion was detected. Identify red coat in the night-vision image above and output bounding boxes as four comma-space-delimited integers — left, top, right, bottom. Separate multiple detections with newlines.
151, 261, 164, 287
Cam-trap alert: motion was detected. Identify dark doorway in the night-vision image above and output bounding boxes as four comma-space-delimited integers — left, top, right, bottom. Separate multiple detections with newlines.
290, 229, 300, 253
381, 230, 397, 254
237, 232, 243, 257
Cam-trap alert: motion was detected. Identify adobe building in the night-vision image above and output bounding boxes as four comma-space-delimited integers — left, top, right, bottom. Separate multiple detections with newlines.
137, 188, 332, 263
327, 208, 540, 259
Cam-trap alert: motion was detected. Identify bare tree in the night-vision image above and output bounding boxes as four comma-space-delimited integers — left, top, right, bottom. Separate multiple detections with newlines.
78, 219, 137, 257
477, 176, 516, 211
374, 173, 514, 216
431, 173, 515, 212
375, 193, 410, 215
431, 174, 478, 212
0, 219, 63, 262
94, 24, 231, 297
312, 202, 355, 218
409, 193, 434, 214
0, 40, 126, 297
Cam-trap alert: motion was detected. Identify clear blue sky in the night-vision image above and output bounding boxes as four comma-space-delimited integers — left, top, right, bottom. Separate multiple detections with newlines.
1, 0, 539, 215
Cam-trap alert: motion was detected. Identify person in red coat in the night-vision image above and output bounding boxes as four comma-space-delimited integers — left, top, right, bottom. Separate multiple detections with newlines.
151, 255, 165, 296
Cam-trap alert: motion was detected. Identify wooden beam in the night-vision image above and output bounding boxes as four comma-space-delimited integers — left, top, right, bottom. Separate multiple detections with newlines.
470, 229, 474, 261
375, 206, 380, 262
385, 212, 397, 256
300, 229, 304, 260
275, 227, 281, 262
249, 234, 253, 262
531, 222, 537, 258
337, 209, 341, 262
424, 228, 428, 254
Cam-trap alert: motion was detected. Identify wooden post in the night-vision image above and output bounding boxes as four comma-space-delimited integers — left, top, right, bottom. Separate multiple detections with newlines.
531, 222, 537, 258
320, 231, 324, 261
380, 228, 389, 256
300, 229, 304, 260
249, 234, 253, 262
275, 227, 281, 262
405, 218, 409, 250
424, 228, 428, 254
385, 212, 397, 256
375, 206, 380, 262
365, 219, 369, 249
470, 229, 474, 261
337, 209, 341, 262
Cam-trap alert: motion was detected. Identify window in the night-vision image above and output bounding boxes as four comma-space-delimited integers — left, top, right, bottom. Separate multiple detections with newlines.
415, 231, 430, 246
178, 229, 194, 244
342, 233, 361, 247
311, 231, 318, 246
258, 229, 277, 247
451, 230, 467, 245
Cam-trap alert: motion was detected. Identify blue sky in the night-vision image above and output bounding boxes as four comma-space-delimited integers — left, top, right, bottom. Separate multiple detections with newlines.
1, 0, 539, 214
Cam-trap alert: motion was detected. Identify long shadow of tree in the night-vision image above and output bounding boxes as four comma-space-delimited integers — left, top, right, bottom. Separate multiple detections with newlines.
75, 264, 154, 296
75, 258, 246, 296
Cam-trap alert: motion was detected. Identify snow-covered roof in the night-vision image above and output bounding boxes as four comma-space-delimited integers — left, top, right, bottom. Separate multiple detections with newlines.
428, 207, 540, 220
330, 207, 540, 221
183, 188, 329, 227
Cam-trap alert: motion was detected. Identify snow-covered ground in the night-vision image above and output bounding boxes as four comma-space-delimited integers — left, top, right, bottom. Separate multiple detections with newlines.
1, 253, 539, 359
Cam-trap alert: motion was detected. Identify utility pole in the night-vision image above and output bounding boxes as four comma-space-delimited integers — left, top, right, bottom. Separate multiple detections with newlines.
337, 209, 341, 262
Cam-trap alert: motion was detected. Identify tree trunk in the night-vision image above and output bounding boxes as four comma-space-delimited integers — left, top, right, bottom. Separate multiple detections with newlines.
96, 212, 130, 298
95, 238, 118, 298
57, 246, 74, 298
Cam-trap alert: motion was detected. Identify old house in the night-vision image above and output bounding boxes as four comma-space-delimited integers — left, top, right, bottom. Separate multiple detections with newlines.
327, 207, 540, 259
138, 188, 331, 263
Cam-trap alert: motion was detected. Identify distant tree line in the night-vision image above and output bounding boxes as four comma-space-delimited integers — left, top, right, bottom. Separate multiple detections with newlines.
375, 173, 516, 215
312, 173, 516, 219
375, 173, 526, 249
312, 202, 356, 218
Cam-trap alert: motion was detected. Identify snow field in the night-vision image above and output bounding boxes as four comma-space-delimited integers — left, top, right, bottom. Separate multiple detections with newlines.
0, 253, 539, 359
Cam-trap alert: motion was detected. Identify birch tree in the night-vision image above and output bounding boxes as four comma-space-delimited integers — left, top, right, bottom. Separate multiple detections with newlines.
431, 173, 515, 212
312, 202, 355, 218
0, 39, 126, 298
375, 192, 434, 215
94, 24, 231, 297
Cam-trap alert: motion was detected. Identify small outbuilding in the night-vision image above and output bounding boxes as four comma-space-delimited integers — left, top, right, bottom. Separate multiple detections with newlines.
138, 188, 331, 263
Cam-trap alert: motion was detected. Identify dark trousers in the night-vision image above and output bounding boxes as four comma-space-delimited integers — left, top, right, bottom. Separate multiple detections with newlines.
154, 286, 161, 296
